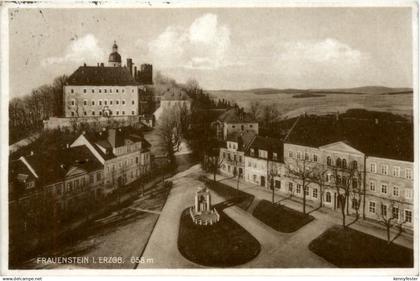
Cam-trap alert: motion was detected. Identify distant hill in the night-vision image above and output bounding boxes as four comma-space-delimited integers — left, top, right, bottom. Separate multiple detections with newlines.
209, 86, 413, 96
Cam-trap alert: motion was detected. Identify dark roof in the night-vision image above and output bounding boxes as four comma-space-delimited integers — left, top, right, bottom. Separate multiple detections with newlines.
285, 114, 413, 162
218, 108, 257, 123
21, 145, 103, 186
226, 130, 257, 151
246, 136, 284, 162
67, 66, 137, 86
109, 51, 121, 63
161, 88, 191, 101
85, 126, 150, 159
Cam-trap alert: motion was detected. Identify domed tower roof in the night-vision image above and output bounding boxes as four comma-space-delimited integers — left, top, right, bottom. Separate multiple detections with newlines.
108, 40, 121, 64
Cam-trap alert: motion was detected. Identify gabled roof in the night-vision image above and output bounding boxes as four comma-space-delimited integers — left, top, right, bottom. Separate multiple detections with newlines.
17, 145, 103, 186
285, 113, 413, 162
218, 108, 257, 124
226, 130, 257, 152
246, 136, 284, 162
67, 66, 137, 86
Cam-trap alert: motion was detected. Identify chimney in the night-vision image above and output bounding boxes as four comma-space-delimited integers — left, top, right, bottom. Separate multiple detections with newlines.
83, 62, 86, 67
100, 62, 104, 67
127, 58, 133, 76
134, 66, 137, 80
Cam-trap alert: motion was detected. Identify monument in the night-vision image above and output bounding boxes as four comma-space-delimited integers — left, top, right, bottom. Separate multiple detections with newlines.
190, 186, 220, 226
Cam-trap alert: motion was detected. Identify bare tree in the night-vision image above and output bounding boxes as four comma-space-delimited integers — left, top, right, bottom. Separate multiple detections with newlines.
206, 148, 224, 183
157, 108, 182, 165
377, 198, 405, 245
285, 157, 317, 214
267, 159, 281, 204
311, 165, 328, 209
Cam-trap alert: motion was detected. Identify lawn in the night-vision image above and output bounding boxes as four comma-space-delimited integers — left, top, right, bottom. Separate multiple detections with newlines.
309, 225, 413, 268
201, 177, 254, 211
178, 207, 260, 267
252, 200, 314, 233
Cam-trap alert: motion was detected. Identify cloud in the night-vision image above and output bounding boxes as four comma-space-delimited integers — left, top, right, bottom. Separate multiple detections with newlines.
41, 34, 105, 66
279, 38, 363, 65
146, 13, 231, 70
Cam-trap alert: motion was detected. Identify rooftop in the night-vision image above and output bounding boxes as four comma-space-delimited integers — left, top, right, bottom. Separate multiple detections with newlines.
246, 135, 284, 162
285, 111, 413, 162
218, 108, 257, 124
226, 130, 257, 152
67, 65, 137, 86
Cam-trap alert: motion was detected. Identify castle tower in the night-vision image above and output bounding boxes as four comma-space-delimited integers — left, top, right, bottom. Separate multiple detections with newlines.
108, 40, 122, 67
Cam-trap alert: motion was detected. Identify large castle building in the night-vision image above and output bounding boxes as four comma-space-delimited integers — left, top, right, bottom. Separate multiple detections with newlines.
63, 41, 153, 119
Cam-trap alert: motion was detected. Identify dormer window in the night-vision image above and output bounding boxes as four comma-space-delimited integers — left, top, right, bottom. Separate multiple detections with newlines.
250, 148, 255, 156
273, 153, 278, 161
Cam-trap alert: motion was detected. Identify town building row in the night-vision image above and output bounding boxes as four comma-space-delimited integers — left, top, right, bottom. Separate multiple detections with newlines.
217, 109, 414, 229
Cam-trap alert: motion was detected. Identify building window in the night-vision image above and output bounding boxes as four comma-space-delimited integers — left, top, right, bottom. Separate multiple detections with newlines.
336, 158, 342, 168
99, 100, 102, 105
405, 168, 412, 179
104, 89, 107, 93
405, 210, 412, 223
250, 148, 255, 157
392, 166, 400, 177
273, 153, 277, 161
351, 198, 358, 209
393, 186, 399, 197
70, 89, 74, 93
297, 151, 302, 160
381, 164, 388, 175
96, 172, 101, 181
92, 111, 95, 116
104, 100, 107, 106
83, 89, 87, 93
110, 100, 113, 105
326, 192, 331, 203
84, 100, 87, 106
122, 111, 125, 115
313, 154, 318, 162
304, 152, 309, 161
370, 163, 376, 173
91, 100, 95, 106
405, 189, 413, 200
132, 111, 135, 115
327, 156, 332, 166
99, 89, 102, 93
352, 161, 358, 169
342, 159, 347, 169
275, 180, 281, 189
122, 100, 126, 105
116, 111, 119, 115
132, 100, 135, 105
99, 111, 102, 115
313, 188, 318, 198
381, 184, 387, 194
392, 207, 399, 219
381, 204, 387, 217
71, 99, 75, 106
288, 182, 293, 192
296, 184, 302, 194
71, 111, 75, 117
304, 186, 309, 196
288, 151, 294, 158
92, 89, 94, 93
369, 181, 376, 191
83, 111, 87, 116
369, 201, 376, 213
116, 89, 119, 93
259, 150, 267, 159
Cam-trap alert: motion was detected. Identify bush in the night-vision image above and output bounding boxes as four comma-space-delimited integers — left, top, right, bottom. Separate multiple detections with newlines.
163, 180, 173, 189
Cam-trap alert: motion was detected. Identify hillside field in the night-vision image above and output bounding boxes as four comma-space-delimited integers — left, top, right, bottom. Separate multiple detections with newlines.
208, 88, 413, 119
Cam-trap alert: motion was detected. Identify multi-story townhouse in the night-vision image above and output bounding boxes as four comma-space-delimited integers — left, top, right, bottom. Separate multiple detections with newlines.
64, 42, 153, 118
244, 136, 284, 190
9, 145, 104, 221
214, 107, 259, 140
282, 112, 414, 228
70, 126, 151, 194
219, 130, 256, 178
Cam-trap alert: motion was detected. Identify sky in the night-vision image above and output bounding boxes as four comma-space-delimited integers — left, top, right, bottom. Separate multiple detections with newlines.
9, 7, 413, 98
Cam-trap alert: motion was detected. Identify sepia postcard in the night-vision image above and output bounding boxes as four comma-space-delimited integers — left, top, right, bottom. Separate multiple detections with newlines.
0, 0, 419, 279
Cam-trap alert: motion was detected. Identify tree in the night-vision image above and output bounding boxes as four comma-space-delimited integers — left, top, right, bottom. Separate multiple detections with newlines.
267, 159, 281, 204
259, 104, 279, 128
157, 107, 183, 165
331, 162, 362, 228
205, 148, 224, 183
377, 198, 405, 245
311, 166, 328, 209
248, 101, 261, 121
285, 157, 317, 214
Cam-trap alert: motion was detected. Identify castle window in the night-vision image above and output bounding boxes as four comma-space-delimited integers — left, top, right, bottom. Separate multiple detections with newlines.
70, 89, 74, 93
132, 100, 135, 105
116, 89, 119, 93
110, 100, 113, 105
342, 159, 347, 169
381, 164, 388, 175
71, 99, 75, 106
122, 89, 125, 93
122, 111, 125, 115
91, 89, 94, 93
92, 111, 95, 116
71, 111, 75, 117
110, 88, 112, 93
132, 89, 134, 93
405, 168, 412, 179
104, 89, 107, 93
313, 154, 318, 162
122, 100, 126, 105
104, 100, 107, 106
370, 163, 377, 173
99, 100, 102, 106
83, 89, 87, 93
91, 100, 95, 106
336, 158, 342, 168
393, 186, 399, 197
84, 112, 87, 116
99, 111, 102, 115
116, 111, 119, 115
352, 161, 358, 169
99, 89, 102, 93
405, 210, 412, 223
83, 100, 87, 106
392, 166, 400, 177
116, 100, 119, 105
132, 111, 135, 115
327, 156, 332, 166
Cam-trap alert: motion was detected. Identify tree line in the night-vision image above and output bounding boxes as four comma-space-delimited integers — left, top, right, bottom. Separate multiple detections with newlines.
9, 75, 68, 144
